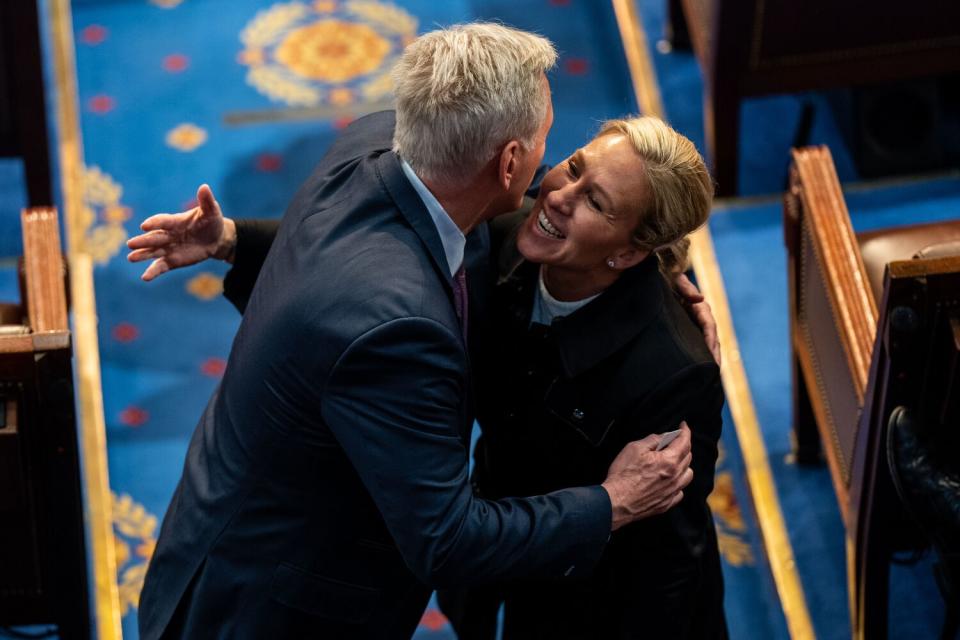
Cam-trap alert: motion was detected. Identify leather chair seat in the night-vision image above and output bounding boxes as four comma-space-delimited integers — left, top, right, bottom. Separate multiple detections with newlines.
856, 220, 960, 303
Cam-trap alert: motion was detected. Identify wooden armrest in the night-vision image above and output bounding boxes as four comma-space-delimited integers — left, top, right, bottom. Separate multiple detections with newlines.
0, 330, 70, 353
791, 146, 877, 397
20, 207, 68, 333
787, 146, 880, 517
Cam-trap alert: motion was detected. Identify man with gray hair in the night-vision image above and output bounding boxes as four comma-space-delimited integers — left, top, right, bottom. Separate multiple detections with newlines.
137, 23, 694, 639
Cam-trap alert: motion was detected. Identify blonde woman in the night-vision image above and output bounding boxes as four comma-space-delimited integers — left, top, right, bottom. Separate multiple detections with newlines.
443, 116, 725, 639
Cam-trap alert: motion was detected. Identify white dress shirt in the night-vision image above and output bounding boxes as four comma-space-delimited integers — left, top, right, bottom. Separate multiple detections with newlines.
400, 158, 465, 277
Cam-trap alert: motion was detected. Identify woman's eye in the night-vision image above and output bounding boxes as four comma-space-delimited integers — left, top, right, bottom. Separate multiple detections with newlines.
567, 161, 579, 178
588, 194, 602, 211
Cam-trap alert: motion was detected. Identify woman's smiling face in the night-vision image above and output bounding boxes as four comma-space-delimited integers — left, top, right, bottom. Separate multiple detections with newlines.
516, 133, 649, 277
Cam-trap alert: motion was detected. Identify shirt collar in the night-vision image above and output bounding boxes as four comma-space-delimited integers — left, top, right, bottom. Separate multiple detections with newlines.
498, 251, 665, 378
531, 267, 600, 326
400, 158, 465, 277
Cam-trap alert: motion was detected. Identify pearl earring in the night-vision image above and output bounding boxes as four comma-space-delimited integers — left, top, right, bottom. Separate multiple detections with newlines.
607, 259, 615, 268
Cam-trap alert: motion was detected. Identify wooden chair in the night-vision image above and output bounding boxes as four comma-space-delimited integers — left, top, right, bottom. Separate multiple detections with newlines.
667, 0, 960, 196
0, 208, 89, 637
784, 146, 960, 638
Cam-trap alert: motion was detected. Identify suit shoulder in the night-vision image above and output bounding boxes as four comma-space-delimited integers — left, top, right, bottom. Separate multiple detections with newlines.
284, 215, 449, 327
322, 110, 396, 162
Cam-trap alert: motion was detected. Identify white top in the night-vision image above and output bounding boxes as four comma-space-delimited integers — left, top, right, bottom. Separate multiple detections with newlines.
530, 267, 600, 326
400, 158, 465, 277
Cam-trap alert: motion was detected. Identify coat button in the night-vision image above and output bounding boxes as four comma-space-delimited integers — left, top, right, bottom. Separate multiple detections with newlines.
572, 408, 584, 420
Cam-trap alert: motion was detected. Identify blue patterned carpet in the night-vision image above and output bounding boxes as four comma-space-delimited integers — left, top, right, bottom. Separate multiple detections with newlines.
44, 1, 781, 638
23, 0, 960, 637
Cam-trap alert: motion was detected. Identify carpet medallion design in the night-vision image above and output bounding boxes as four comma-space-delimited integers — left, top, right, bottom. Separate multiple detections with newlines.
79, 165, 129, 264
239, 1, 416, 107
709, 444, 754, 567
164, 123, 208, 152
186, 272, 225, 300
112, 492, 158, 617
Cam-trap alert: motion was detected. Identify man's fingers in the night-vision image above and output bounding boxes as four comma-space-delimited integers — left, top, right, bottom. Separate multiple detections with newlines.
689, 299, 721, 366
650, 488, 685, 517
127, 229, 172, 250
677, 467, 694, 490
708, 329, 722, 366
667, 490, 684, 510
197, 184, 221, 218
127, 248, 165, 263
674, 273, 705, 304
635, 432, 662, 451
696, 304, 721, 365
140, 213, 190, 232
141, 258, 171, 282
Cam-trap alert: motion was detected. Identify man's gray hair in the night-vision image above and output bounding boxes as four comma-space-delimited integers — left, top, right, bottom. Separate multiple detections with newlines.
392, 23, 556, 184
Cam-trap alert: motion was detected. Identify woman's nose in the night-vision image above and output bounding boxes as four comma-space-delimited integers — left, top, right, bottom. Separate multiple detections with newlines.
545, 184, 574, 216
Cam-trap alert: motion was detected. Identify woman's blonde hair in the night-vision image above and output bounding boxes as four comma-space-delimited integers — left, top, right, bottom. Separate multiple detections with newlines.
392, 23, 556, 184
597, 116, 714, 275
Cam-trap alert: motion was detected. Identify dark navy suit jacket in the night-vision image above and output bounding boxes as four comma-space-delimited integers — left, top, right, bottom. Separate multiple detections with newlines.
138, 111, 611, 639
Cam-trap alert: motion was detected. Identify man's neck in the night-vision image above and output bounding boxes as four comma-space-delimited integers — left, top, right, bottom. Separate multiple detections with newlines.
421, 174, 497, 235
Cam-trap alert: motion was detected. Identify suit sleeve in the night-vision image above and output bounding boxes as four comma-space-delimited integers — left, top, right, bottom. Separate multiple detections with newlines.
222, 218, 281, 313
321, 316, 612, 589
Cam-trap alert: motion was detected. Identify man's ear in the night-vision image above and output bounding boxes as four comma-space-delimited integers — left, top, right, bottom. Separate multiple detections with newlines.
614, 246, 649, 270
498, 140, 522, 191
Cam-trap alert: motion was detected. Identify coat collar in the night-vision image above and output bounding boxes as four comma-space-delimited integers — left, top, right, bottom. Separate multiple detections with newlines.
377, 150, 454, 290
498, 243, 666, 378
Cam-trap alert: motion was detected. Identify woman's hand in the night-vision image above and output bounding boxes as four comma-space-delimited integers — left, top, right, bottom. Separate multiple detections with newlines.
674, 273, 720, 366
127, 184, 237, 281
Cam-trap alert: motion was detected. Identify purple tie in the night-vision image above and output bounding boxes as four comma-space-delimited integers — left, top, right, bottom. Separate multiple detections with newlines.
452, 266, 468, 340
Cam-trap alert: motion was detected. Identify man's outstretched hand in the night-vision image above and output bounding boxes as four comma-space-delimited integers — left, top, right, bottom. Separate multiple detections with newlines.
601, 423, 694, 531
127, 184, 236, 281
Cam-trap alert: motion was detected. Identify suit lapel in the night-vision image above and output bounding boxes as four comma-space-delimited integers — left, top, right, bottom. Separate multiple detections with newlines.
376, 151, 454, 292
376, 151, 475, 442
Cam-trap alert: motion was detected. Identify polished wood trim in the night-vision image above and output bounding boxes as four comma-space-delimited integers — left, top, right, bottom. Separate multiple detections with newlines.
0, 330, 70, 354
889, 254, 960, 278
791, 148, 873, 507
689, 227, 817, 640
792, 329, 851, 521
611, 0, 665, 117
47, 1, 122, 637
791, 147, 877, 401
21, 207, 68, 333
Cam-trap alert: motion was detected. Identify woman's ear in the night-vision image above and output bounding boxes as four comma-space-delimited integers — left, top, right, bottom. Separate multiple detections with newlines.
498, 140, 522, 191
